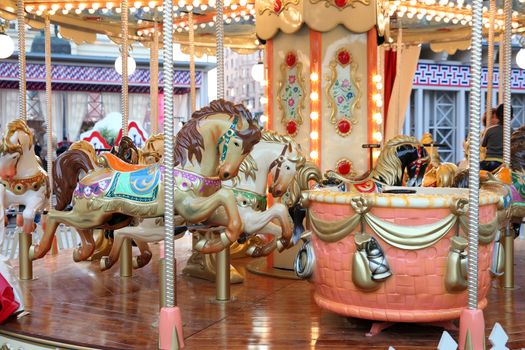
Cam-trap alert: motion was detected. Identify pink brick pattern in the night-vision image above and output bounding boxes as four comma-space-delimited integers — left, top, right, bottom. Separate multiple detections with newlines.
310, 201, 496, 322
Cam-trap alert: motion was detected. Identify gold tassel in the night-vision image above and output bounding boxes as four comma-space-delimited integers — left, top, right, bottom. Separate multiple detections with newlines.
445, 236, 468, 292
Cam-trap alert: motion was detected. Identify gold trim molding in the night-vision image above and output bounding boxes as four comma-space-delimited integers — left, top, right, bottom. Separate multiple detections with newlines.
310, 0, 370, 10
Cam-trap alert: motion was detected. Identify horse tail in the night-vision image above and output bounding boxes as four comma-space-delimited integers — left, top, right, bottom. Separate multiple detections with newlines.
53, 150, 95, 211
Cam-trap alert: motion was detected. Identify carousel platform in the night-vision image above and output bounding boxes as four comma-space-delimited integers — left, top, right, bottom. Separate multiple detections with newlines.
1, 235, 525, 349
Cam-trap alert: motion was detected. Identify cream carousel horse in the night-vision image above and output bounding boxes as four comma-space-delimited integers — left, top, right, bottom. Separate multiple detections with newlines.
0, 120, 49, 238
29, 100, 262, 262
100, 130, 305, 271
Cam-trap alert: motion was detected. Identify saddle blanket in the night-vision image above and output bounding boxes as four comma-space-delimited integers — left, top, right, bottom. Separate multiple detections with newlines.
106, 165, 161, 202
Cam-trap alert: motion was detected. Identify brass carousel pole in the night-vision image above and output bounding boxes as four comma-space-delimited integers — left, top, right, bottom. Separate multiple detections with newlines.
17, 0, 32, 281
214, 0, 230, 302
44, 15, 57, 256
119, 0, 133, 278
502, 0, 514, 289
159, 0, 184, 346
458, 0, 485, 347
485, 0, 495, 125
150, 24, 159, 135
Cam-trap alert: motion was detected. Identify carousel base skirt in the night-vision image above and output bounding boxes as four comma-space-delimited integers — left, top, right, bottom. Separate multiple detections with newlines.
0, 236, 524, 349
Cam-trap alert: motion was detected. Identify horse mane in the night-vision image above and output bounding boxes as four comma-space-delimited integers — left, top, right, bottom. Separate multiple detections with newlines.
372, 135, 420, 185
1, 119, 33, 154
511, 126, 525, 173
283, 161, 322, 207
174, 99, 261, 167
231, 154, 258, 186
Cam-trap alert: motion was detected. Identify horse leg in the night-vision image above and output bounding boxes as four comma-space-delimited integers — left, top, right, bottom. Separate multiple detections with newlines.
174, 188, 242, 254
73, 229, 95, 262
29, 213, 60, 260
245, 222, 283, 257
100, 232, 125, 271
133, 240, 152, 269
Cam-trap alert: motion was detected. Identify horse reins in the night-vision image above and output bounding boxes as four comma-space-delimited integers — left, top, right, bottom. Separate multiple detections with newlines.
217, 116, 239, 163
409, 146, 429, 181
269, 144, 289, 184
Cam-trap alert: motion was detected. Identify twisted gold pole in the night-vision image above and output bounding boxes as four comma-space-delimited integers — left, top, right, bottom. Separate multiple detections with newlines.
150, 25, 159, 134
485, 0, 495, 127
189, 11, 196, 113
44, 15, 52, 209
17, 0, 26, 120
498, 34, 504, 105
121, 0, 129, 137
215, 0, 230, 302
119, 0, 132, 276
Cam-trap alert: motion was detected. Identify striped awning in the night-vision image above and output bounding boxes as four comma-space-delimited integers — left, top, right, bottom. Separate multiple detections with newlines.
0, 61, 201, 93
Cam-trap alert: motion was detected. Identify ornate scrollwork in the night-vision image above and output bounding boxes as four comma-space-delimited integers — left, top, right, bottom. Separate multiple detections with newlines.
326, 48, 361, 137
259, 0, 301, 16
310, 0, 370, 10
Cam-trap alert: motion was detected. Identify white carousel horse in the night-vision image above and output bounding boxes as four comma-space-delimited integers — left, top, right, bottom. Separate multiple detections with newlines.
0, 120, 49, 236
100, 131, 305, 270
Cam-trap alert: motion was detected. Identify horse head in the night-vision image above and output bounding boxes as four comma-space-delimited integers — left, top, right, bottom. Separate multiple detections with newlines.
175, 99, 261, 180
0, 119, 34, 180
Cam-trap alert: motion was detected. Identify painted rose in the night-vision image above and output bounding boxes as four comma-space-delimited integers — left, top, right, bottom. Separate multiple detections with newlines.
288, 98, 295, 107
341, 79, 350, 88
337, 96, 344, 104
288, 75, 296, 84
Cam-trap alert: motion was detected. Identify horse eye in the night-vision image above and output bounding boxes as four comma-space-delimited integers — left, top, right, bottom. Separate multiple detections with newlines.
286, 166, 290, 170
234, 141, 240, 147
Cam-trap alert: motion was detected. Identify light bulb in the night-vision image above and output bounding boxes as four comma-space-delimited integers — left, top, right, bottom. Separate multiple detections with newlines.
517, 48, 525, 70
251, 63, 265, 82
373, 132, 383, 142
372, 74, 382, 83
310, 111, 319, 120
0, 33, 15, 59
310, 150, 319, 159
310, 131, 319, 140
115, 55, 137, 75
310, 92, 319, 101
259, 115, 268, 123
310, 72, 319, 81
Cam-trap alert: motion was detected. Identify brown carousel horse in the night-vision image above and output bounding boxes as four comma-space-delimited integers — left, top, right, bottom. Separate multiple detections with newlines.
29, 99, 262, 262
324, 135, 431, 192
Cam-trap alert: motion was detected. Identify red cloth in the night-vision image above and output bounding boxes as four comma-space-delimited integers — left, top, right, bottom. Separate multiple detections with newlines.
0, 274, 19, 324
383, 49, 397, 134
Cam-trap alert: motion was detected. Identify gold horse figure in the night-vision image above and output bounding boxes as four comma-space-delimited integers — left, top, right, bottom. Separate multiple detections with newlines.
420, 132, 458, 188
29, 100, 262, 262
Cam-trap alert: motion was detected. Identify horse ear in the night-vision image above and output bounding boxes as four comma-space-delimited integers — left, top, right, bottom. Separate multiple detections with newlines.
288, 142, 292, 152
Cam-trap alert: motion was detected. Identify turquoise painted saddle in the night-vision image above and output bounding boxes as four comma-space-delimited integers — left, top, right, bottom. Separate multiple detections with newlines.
105, 165, 161, 203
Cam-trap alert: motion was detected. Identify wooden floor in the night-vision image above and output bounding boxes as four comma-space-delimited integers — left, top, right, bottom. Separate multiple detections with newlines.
1, 235, 525, 349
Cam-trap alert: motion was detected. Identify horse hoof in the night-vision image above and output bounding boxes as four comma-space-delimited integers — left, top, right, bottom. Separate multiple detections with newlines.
100, 257, 111, 271
73, 249, 82, 262
246, 245, 262, 258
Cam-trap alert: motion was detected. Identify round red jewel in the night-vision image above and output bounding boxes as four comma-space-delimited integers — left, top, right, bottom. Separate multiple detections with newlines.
335, 0, 347, 7
338, 119, 351, 134
274, 0, 282, 13
337, 50, 350, 65
286, 120, 297, 135
285, 53, 297, 67
338, 161, 351, 175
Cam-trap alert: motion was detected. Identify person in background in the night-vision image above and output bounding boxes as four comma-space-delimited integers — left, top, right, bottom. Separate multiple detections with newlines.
56, 137, 71, 157
480, 105, 506, 172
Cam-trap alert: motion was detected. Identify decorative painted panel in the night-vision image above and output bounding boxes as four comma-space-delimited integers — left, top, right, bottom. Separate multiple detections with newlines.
326, 48, 361, 137
277, 51, 306, 137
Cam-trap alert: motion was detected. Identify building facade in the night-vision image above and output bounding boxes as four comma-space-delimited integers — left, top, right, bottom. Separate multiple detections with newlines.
224, 48, 265, 117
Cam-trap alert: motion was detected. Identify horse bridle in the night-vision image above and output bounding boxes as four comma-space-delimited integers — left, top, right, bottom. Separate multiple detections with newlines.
408, 145, 429, 181
269, 144, 290, 185
217, 116, 239, 163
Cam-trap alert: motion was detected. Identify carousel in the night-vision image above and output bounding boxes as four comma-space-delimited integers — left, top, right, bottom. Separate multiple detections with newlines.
0, 0, 523, 348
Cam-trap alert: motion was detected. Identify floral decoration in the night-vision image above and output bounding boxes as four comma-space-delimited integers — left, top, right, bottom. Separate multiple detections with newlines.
259, 0, 301, 15
326, 47, 361, 137
278, 51, 305, 137
309, 0, 370, 10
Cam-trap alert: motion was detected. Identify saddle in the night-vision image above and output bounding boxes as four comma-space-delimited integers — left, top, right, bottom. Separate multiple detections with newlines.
101, 153, 149, 172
